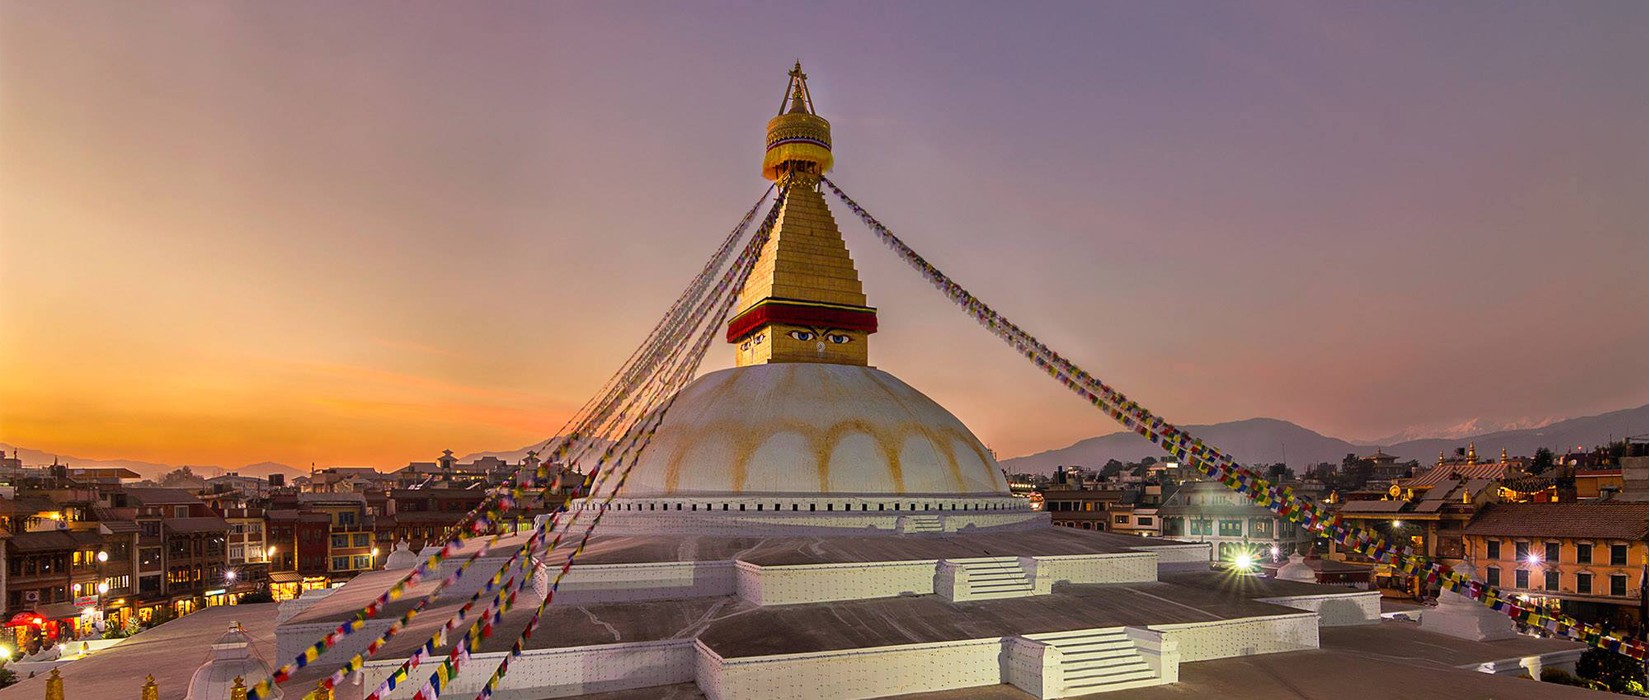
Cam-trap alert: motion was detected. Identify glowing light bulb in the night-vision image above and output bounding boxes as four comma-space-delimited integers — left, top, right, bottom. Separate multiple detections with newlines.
1234, 553, 1255, 571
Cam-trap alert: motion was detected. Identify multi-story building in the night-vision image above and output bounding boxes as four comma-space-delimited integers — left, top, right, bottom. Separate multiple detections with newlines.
1158, 481, 1308, 566
1040, 488, 1124, 531
1105, 502, 1161, 538
1329, 477, 1499, 597
264, 509, 332, 600
3, 530, 76, 642
125, 488, 230, 618
221, 507, 270, 598
1464, 501, 1647, 632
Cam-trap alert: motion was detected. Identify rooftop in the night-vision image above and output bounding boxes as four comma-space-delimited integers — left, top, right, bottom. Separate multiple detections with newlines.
1466, 502, 1649, 540
0, 604, 280, 700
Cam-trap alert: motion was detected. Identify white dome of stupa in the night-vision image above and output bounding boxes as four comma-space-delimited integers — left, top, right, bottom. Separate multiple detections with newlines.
619, 363, 1009, 497
184, 622, 282, 700
383, 539, 418, 571
1276, 553, 1315, 583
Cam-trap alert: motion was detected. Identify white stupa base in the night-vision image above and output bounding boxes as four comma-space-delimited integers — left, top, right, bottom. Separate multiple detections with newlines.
1420, 600, 1520, 642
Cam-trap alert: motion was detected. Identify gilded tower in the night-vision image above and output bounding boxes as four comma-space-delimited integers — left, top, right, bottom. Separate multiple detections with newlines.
727, 63, 877, 366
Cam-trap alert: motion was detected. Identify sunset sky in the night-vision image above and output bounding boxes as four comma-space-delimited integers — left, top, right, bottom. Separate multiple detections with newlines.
1, 2, 1644, 471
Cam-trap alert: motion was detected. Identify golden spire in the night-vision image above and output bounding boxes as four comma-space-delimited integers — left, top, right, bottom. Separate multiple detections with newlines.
1467, 442, 1478, 464
730, 64, 875, 366
141, 674, 158, 700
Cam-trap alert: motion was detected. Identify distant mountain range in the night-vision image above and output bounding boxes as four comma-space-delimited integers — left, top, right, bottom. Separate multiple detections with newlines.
997, 405, 1647, 475
0, 443, 304, 481
6, 406, 1642, 480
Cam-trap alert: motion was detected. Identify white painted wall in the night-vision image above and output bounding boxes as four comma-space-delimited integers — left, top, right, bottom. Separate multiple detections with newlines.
735, 560, 934, 605
1148, 613, 1319, 662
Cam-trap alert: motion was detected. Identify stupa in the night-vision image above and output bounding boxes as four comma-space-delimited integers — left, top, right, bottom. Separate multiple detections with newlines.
275, 65, 1392, 700
589, 63, 1029, 535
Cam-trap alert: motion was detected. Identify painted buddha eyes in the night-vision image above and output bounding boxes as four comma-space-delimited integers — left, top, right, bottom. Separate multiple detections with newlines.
787, 329, 854, 344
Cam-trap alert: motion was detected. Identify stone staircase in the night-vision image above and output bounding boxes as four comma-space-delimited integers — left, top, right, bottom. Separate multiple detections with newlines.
950, 556, 1034, 599
900, 514, 945, 534
1030, 628, 1162, 696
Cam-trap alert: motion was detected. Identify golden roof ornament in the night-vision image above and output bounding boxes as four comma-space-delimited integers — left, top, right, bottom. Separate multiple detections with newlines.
762, 61, 832, 184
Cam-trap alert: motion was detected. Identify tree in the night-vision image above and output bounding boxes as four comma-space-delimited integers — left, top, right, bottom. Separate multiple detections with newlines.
159, 466, 202, 487
1576, 647, 1648, 696
1531, 448, 1555, 474
1140, 457, 1157, 466
1265, 463, 1296, 482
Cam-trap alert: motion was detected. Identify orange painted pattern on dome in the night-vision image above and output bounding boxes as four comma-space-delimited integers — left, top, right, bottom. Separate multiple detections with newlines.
630, 364, 1007, 497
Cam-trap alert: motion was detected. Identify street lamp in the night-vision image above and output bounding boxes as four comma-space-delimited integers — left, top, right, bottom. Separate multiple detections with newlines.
370, 547, 381, 570
226, 570, 238, 582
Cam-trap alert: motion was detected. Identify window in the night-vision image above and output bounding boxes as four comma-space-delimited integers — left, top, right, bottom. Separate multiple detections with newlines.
1514, 542, 1530, 561
1576, 572, 1592, 595
1192, 519, 1213, 536
1485, 567, 1500, 587
331, 557, 351, 571
1218, 520, 1244, 537
331, 534, 348, 549
1544, 570, 1558, 591
1610, 574, 1627, 597
1610, 544, 1628, 566
352, 533, 369, 548
1113, 515, 1128, 524
140, 521, 161, 538
1514, 569, 1529, 589
1544, 542, 1560, 563
1577, 543, 1592, 564
229, 545, 244, 561
353, 555, 372, 570
1136, 516, 1154, 527
1486, 540, 1500, 559
1250, 519, 1272, 537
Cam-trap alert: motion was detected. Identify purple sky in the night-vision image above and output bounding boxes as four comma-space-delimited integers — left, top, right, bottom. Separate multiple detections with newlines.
1, 1, 1644, 469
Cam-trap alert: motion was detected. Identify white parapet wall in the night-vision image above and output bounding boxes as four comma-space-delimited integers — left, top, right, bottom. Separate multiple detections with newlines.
1130, 543, 1211, 572
735, 559, 935, 605
356, 639, 699, 700
698, 637, 1005, 700
1025, 551, 1157, 587
1148, 612, 1319, 662
535, 560, 735, 605
1002, 637, 1061, 699
1465, 647, 1585, 678
278, 618, 397, 667
1125, 627, 1180, 684
1255, 590, 1382, 626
